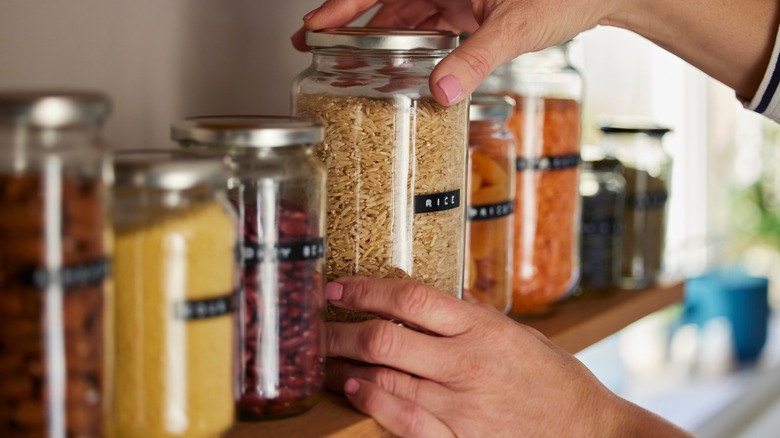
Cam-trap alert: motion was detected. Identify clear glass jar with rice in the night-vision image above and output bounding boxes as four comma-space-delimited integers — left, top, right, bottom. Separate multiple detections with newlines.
292, 29, 469, 322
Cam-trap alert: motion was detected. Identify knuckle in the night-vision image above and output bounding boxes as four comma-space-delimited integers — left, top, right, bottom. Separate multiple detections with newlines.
395, 282, 434, 317
363, 321, 399, 363
369, 367, 398, 394
400, 404, 428, 436
451, 48, 493, 81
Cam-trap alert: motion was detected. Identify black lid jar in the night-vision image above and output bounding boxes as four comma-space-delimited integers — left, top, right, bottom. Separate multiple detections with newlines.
598, 121, 673, 289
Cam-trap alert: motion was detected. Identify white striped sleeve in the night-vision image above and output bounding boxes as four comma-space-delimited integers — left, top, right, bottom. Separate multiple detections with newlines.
745, 25, 780, 122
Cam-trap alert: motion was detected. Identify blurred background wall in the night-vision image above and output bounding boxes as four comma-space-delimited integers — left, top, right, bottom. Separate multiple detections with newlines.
0, 0, 317, 150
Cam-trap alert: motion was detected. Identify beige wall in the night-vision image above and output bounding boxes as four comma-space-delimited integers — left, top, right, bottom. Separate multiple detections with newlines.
0, 0, 319, 149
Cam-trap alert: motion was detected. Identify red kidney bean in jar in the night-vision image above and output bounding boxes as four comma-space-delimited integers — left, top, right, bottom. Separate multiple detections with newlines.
172, 116, 327, 420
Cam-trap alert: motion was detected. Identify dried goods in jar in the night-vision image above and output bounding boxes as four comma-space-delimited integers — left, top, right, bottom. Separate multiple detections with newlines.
464, 97, 515, 313
295, 94, 468, 322
507, 96, 581, 315
0, 173, 109, 437
620, 167, 668, 287
237, 200, 325, 419
112, 199, 236, 438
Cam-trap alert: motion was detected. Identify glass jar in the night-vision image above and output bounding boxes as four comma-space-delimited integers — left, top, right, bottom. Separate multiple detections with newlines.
578, 145, 626, 292
480, 43, 583, 315
598, 122, 672, 289
171, 116, 327, 420
0, 91, 112, 437
292, 29, 469, 322
465, 95, 516, 313
111, 151, 237, 437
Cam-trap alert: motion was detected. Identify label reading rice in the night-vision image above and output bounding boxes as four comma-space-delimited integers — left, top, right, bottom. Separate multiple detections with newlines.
414, 190, 461, 214
174, 293, 235, 320
468, 201, 514, 221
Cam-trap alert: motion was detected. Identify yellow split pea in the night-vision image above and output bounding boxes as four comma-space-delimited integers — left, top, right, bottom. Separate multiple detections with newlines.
111, 201, 236, 438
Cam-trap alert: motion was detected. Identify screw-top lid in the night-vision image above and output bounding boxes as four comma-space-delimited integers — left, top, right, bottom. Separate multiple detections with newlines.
0, 90, 111, 128
171, 116, 323, 148
114, 149, 229, 191
469, 94, 514, 121
306, 28, 458, 51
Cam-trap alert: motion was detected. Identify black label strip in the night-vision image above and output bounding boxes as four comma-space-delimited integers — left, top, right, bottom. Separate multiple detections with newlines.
582, 217, 622, 236
414, 189, 461, 214
516, 154, 581, 172
468, 201, 514, 221
243, 238, 325, 265
21, 258, 111, 290
628, 192, 668, 209
173, 292, 236, 321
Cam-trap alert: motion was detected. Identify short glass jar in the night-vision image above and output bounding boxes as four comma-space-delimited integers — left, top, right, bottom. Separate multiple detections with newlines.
0, 90, 112, 437
112, 151, 237, 437
598, 122, 672, 289
480, 43, 583, 315
465, 95, 516, 313
172, 116, 327, 420
579, 146, 626, 292
292, 28, 469, 322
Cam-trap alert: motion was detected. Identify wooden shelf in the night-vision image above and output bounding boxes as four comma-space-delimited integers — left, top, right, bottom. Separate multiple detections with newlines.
228, 282, 685, 438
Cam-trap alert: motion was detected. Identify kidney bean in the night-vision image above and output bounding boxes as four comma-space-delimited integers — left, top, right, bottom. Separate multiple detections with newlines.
235, 199, 324, 420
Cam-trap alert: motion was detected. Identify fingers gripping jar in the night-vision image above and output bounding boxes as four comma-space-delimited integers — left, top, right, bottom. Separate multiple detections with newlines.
480, 43, 583, 315
465, 95, 516, 313
171, 116, 327, 420
0, 91, 112, 437
293, 29, 469, 322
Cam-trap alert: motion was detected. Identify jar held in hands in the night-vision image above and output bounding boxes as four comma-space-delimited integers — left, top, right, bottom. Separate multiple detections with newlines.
292, 28, 469, 322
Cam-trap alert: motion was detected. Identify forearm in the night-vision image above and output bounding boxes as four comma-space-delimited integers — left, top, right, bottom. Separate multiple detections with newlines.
604, 0, 780, 101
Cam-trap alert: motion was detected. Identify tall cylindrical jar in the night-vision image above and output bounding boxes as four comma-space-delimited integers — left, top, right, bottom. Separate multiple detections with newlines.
579, 146, 626, 292
0, 91, 112, 437
480, 43, 583, 315
171, 116, 327, 420
111, 151, 237, 437
465, 95, 516, 313
598, 123, 672, 289
293, 29, 469, 322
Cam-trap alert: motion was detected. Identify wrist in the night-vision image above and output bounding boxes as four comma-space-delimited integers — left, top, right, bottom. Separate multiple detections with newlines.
600, 396, 693, 438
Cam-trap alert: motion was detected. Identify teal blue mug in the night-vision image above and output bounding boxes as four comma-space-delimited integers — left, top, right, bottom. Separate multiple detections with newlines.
684, 268, 770, 363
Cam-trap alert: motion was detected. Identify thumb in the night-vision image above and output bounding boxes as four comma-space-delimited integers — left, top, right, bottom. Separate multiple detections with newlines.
430, 23, 523, 106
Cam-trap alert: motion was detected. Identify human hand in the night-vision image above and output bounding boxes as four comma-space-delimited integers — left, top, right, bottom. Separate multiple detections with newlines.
291, 0, 619, 106
323, 277, 691, 437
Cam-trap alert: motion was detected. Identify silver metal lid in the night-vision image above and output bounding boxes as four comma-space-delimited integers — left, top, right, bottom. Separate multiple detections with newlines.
306, 28, 458, 51
114, 149, 228, 191
469, 95, 515, 121
0, 90, 111, 127
171, 116, 323, 148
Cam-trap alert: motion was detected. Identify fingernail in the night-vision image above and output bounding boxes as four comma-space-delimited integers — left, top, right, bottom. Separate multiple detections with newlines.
344, 378, 360, 395
303, 8, 319, 21
436, 74, 463, 104
325, 282, 343, 300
